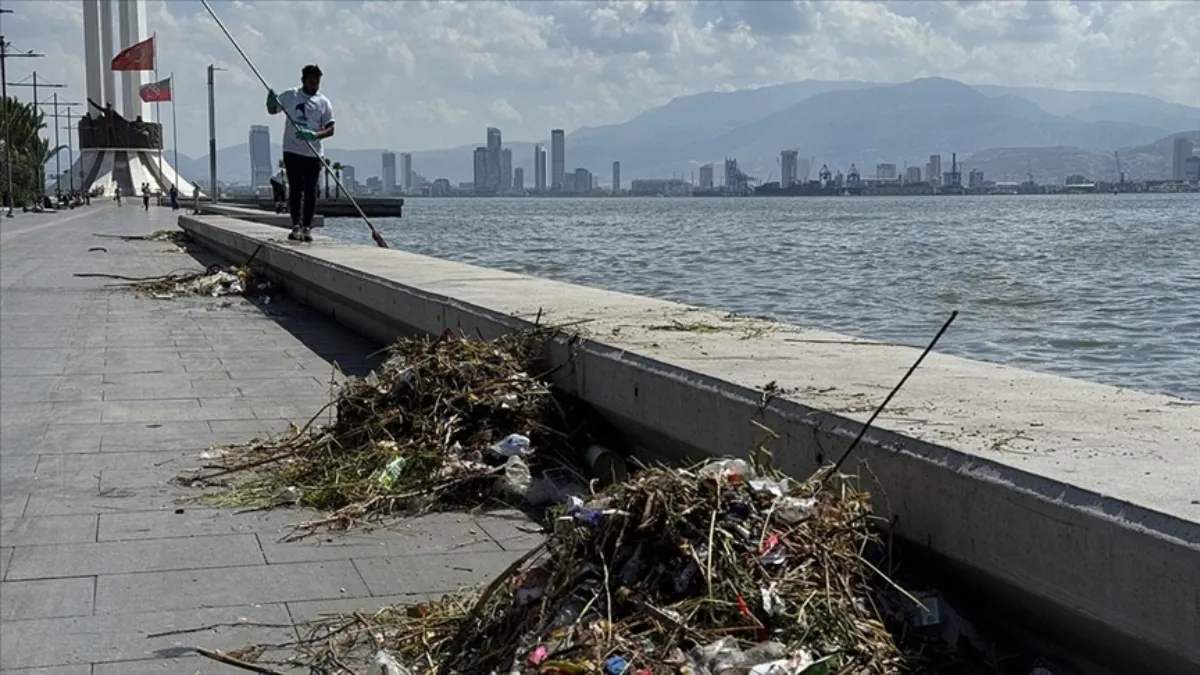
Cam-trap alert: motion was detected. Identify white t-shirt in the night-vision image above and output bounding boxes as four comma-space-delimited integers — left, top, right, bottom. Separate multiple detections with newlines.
277, 87, 334, 158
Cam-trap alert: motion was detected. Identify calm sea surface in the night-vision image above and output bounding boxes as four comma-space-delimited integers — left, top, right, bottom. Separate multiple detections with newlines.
324, 194, 1200, 400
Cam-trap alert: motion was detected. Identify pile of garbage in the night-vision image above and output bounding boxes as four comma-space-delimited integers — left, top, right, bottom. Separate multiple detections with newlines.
218, 462, 981, 675
183, 329, 594, 536
119, 263, 273, 300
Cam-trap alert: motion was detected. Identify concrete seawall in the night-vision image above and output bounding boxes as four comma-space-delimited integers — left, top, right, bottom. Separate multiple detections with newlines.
179, 214, 1200, 673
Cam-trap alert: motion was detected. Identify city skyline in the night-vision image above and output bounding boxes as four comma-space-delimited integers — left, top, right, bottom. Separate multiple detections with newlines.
235, 117, 1200, 196
6, 0, 1198, 158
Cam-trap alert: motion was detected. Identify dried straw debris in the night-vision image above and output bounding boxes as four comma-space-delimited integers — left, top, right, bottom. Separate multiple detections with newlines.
180, 329, 593, 538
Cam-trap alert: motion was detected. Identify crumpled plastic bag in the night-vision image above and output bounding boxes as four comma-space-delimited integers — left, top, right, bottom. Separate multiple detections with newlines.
372, 650, 411, 675
490, 433, 531, 457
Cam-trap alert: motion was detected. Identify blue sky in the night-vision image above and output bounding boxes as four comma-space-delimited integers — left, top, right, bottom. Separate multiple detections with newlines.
4, 0, 1198, 157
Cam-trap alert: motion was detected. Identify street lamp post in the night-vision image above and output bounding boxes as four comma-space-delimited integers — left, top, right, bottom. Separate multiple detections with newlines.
6, 73, 64, 202
207, 64, 227, 202
41, 95, 79, 195
60, 107, 78, 194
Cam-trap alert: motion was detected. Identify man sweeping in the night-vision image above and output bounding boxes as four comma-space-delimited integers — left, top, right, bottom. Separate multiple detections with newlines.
266, 64, 334, 242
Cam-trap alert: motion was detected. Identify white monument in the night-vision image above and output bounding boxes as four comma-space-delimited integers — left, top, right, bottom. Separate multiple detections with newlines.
67, 0, 197, 197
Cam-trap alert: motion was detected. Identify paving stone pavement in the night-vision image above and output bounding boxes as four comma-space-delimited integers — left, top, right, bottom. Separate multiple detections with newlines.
0, 204, 543, 673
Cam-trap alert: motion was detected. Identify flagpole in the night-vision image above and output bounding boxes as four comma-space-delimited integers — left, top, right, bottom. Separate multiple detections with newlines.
171, 72, 178, 190
153, 31, 162, 193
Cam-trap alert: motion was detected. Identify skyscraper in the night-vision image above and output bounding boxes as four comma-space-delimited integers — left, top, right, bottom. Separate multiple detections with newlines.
341, 165, 356, 190
926, 155, 942, 187
513, 167, 524, 192
780, 150, 799, 186
501, 148, 513, 194
249, 125, 272, 189
1173, 137, 1194, 181
473, 147, 489, 192
612, 161, 620, 193
382, 151, 397, 194
573, 167, 591, 193
400, 152, 412, 193
699, 164, 714, 189
486, 127, 502, 191
550, 129, 565, 191
534, 145, 547, 192
905, 166, 922, 184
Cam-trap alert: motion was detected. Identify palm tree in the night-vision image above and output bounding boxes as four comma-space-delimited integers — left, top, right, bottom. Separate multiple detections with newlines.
1, 97, 66, 207
332, 162, 343, 199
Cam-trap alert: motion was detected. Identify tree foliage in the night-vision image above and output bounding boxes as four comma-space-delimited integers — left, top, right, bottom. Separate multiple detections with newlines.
1, 96, 67, 206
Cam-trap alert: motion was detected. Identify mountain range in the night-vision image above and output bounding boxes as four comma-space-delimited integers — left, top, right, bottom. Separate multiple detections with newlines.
172, 77, 1200, 186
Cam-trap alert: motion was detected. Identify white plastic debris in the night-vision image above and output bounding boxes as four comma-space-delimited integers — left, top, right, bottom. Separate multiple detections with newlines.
371, 650, 411, 675
525, 467, 585, 506
749, 477, 791, 499
490, 433, 532, 457
272, 486, 301, 506
499, 455, 533, 497
697, 458, 756, 483
775, 496, 817, 525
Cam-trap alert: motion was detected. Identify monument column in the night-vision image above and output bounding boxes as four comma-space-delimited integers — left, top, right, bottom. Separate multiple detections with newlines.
98, 0, 116, 107
116, 0, 149, 121
81, 0, 104, 117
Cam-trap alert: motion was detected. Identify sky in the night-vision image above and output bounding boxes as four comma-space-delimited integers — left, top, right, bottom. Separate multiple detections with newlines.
3, 0, 1198, 158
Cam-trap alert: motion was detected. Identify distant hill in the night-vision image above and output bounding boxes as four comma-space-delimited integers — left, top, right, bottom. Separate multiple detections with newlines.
965, 130, 1200, 183
186, 78, 1200, 185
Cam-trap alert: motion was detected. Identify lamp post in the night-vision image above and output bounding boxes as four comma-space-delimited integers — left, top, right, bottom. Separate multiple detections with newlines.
41, 96, 80, 195
207, 64, 227, 201
60, 107, 79, 194
6, 73, 64, 202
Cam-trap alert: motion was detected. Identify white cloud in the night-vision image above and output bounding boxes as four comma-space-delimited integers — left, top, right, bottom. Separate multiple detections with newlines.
2, 0, 1197, 158
489, 98, 523, 124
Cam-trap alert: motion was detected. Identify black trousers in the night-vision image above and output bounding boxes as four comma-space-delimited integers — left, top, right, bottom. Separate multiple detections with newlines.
283, 151, 322, 228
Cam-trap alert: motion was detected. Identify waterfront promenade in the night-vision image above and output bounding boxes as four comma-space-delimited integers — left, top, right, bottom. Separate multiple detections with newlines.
0, 205, 539, 673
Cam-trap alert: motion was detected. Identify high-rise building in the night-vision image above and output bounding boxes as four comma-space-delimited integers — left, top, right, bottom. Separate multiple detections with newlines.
875, 163, 897, 180
400, 152, 412, 193
1186, 155, 1200, 183
723, 158, 739, 188
968, 169, 985, 189
473, 147, 489, 192
611, 161, 620, 193
699, 164, 714, 189
533, 145, 547, 192
573, 167, 591, 193
249, 125, 272, 189
780, 150, 799, 186
1172, 137, 1194, 181
486, 127, 502, 191
501, 148, 513, 193
905, 166, 922, 184
341, 165, 356, 190
926, 154, 942, 187
382, 151, 397, 194
550, 129, 565, 191
513, 167, 524, 192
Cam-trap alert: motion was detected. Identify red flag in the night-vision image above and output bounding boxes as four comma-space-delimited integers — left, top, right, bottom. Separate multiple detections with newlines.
139, 77, 172, 103
111, 37, 155, 71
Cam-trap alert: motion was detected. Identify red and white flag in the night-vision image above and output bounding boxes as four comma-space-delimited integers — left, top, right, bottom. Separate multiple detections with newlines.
139, 77, 172, 103
111, 36, 155, 71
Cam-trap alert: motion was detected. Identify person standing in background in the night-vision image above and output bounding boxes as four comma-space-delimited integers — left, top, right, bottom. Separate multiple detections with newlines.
266, 64, 335, 242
